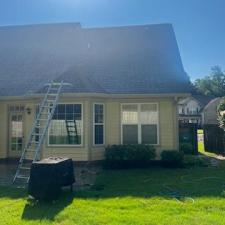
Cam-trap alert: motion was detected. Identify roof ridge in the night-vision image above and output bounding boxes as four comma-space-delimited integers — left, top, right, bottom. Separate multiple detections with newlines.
0, 22, 81, 29
83, 23, 172, 30
0, 22, 173, 30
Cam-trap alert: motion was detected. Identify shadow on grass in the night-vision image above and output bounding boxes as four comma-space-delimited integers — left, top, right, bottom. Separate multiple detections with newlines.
22, 191, 74, 221
75, 166, 225, 199
1, 166, 225, 221
0, 185, 73, 221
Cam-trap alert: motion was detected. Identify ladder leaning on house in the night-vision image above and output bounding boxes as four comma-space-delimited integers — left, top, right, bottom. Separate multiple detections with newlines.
13, 81, 65, 184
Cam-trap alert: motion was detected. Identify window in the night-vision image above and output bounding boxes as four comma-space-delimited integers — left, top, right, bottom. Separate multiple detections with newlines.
48, 104, 83, 145
93, 104, 104, 145
121, 103, 158, 145
182, 108, 185, 114
9, 105, 25, 113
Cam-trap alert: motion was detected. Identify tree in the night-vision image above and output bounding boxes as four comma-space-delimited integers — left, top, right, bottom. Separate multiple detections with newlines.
194, 66, 225, 97
218, 98, 225, 131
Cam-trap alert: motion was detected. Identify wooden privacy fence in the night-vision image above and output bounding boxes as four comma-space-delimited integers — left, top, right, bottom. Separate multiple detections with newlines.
179, 123, 198, 154
203, 124, 225, 154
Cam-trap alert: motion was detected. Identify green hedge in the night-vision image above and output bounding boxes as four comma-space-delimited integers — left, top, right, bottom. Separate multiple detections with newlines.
161, 150, 184, 168
183, 155, 209, 167
180, 143, 194, 155
104, 144, 156, 169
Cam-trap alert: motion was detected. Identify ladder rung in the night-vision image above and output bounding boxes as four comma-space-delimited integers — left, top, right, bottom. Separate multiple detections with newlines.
20, 167, 31, 170
16, 175, 29, 179
35, 124, 44, 127
31, 141, 39, 144
51, 83, 62, 86
40, 112, 50, 115
35, 127, 44, 130
47, 93, 58, 96
42, 105, 54, 108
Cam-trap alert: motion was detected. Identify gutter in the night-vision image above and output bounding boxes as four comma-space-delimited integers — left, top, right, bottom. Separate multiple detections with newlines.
0, 92, 191, 101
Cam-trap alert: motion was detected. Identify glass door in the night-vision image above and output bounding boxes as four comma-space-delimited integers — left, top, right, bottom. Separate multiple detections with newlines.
9, 113, 24, 157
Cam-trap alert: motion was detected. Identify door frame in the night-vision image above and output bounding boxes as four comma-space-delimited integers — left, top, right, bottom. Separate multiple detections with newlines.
8, 111, 25, 158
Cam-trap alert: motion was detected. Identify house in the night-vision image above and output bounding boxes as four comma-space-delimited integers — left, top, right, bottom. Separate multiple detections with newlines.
0, 23, 191, 161
202, 97, 225, 153
202, 97, 221, 125
178, 95, 213, 126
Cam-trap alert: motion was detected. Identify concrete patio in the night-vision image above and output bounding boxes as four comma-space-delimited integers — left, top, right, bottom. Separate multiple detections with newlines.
0, 159, 101, 189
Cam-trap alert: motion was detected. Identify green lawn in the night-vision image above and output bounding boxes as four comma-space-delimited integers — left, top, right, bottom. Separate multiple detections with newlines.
2, 166, 225, 225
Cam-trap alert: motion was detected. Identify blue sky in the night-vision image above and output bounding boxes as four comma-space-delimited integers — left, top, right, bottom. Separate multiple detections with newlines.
0, 0, 224, 80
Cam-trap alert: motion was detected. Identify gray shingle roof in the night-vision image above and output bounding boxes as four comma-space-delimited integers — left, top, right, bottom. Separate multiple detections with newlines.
0, 23, 191, 96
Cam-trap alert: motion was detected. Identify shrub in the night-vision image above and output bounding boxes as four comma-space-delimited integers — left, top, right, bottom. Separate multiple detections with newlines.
161, 150, 184, 168
183, 155, 209, 167
104, 144, 156, 169
180, 143, 194, 155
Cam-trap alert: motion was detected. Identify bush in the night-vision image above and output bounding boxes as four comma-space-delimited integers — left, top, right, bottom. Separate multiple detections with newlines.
161, 150, 184, 168
183, 155, 209, 167
104, 144, 156, 169
180, 143, 194, 155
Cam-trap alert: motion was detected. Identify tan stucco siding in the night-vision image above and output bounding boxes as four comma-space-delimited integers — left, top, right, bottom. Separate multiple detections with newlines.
105, 102, 121, 145
0, 96, 178, 161
159, 101, 175, 149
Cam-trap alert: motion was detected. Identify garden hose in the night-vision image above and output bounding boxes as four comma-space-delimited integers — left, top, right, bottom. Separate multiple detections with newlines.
158, 176, 225, 204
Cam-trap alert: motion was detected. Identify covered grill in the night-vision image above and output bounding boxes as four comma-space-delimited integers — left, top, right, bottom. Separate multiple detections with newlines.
28, 157, 75, 200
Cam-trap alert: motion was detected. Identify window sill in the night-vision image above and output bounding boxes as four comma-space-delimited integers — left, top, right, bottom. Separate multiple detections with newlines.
46, 144, 84, 148
92, 144, 105, 148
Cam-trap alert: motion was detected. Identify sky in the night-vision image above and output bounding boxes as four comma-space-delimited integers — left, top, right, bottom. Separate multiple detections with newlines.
0, 0, 224, 80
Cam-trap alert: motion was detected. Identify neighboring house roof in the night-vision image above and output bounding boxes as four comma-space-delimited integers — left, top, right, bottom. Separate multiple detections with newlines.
179, 95, 214, 108
0, 23, 191, 96
202, 97, 221, 125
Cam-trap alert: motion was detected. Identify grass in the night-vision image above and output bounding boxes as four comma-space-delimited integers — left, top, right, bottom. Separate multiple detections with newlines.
197, 129, 219, 158
2, 165, 225, 225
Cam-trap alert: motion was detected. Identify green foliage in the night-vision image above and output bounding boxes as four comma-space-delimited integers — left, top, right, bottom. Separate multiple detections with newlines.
183, 155, 209, 167
180, 143, 194, 155
194, 66, 225, 97
104, 144, 156, 169
217, 98, 225, 130
161, 150, 184, 168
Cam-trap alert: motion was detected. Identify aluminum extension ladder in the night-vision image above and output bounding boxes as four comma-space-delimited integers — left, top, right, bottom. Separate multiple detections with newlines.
13, 81, 64, 184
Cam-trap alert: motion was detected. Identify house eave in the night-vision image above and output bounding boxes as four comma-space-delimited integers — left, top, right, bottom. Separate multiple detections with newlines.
0, 92, 191, 101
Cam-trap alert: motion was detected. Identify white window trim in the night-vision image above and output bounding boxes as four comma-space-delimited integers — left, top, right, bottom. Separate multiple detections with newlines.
121, 103, 159, 145
93, 103, 105, 146
47, 103, 84, 147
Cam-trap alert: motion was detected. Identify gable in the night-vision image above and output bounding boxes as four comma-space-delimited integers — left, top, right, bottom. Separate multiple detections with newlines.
0, 23, 191, 96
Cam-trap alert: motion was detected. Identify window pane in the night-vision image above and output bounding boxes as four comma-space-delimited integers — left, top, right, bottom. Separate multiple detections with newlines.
11, 114, 23, 151
140, 104, 158, 124
66, 104, 74, 114
141, 124, 157, 144
95, 104, 104, 123
123, 125, 138, 144
95, 104, 103, 114
57, 104, 65, 114
74, 104, 81, 114
122, 105, 138, 124
95, 125, 103, 144
49, 104, 82, 145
